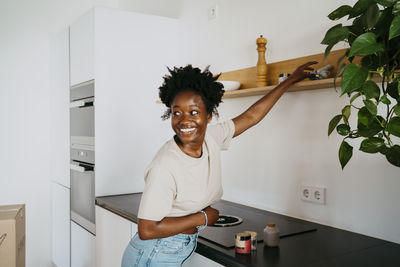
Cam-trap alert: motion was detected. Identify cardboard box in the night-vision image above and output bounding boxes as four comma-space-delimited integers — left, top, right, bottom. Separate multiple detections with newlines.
0, 204, 25, 267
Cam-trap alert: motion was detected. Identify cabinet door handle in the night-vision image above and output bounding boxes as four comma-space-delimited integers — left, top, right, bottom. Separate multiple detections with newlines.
69, 99, 94, 108
70, 163, 87, 172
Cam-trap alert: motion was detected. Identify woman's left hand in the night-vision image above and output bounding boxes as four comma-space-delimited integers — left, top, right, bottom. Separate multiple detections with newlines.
287, 61, 318, 84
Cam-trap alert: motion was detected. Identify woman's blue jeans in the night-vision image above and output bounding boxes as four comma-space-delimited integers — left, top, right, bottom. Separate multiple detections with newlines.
121, 232, 198, 267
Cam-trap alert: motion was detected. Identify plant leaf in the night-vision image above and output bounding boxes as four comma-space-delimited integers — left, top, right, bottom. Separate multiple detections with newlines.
389, 15, 400, 40
358, 106, 371, 126
335, 63, 346, 78
349, 17, 365, 42
328, 114, 343, 136
394, 104, 400, 116
376, 0, 397, 7
350, 0, 375, 18
328, 5, 352, 20
362, 80, 380, 99
324, 44, 334, 59
342, 105, 351, 123
363, 99, 378, 116
375, 7, 395, 37
339, 140, 353, 169
348, 32, 384, 57
387, 116, 400, 137
385, 145, 400, 167
337, 53, 347, 66
357, 115, 383, 137
335, 63, 347, 89
365, 4, 380, 28
380, 95, 391, 104
341, 64, 368, 95
398, 80, 400, 96
361, 54, 379, 70
387, 81, 400, 100
350, 92, 362, 103
359, 137, 385, 153
394, 1, 400, 14
337, 124, 351, 136
321, 24, 349, 45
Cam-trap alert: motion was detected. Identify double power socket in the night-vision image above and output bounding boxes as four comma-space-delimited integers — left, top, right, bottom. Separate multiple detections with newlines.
301, 185, 326, 204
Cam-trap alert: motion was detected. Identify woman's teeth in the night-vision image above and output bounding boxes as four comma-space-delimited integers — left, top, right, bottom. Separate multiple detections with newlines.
180, 128, 195, 133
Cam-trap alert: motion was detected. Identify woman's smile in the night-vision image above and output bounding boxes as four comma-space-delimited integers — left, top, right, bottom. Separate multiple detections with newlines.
179, 127, 196, 134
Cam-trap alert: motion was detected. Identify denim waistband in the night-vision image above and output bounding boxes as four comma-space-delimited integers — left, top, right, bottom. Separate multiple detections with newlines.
131, 232, 199, 246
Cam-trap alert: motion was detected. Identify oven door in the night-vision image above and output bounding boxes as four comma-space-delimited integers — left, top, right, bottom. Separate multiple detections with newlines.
70, 97, 94, 146
70, 161, 95, 234
70, 80, 94, 146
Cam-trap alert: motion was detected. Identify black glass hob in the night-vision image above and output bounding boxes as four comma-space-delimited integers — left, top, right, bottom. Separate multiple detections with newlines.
199, 201, 317, 248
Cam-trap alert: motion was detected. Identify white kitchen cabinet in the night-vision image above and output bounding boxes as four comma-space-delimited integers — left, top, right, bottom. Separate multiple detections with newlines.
51, 182, 70, 267
50, 27, 70, 188
69, 9, 94, 86
50, 27, 71, 267
71, 221, 95, 267
183, 253, 224, 267
95, 206, 135, 267
69, 7, 179, 197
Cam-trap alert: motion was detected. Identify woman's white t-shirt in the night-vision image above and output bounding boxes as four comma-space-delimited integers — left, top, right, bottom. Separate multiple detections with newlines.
138, 120, 235, 221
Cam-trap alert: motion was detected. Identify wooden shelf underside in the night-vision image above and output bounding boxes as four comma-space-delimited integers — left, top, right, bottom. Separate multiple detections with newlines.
223, 77, 341, 99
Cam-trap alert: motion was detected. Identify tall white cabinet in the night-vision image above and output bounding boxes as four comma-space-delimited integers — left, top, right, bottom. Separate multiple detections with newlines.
50, 28, 71, 267
69, 7, 178, 197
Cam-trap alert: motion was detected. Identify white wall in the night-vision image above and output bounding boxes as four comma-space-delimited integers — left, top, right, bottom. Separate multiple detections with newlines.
0, 1, 180, 266
1, 1, 399, 266
118, 0, 182, 18
178, 0, 400, 243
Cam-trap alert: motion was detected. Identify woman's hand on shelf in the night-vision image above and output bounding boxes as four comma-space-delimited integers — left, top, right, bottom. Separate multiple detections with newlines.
287, 61, 318, 84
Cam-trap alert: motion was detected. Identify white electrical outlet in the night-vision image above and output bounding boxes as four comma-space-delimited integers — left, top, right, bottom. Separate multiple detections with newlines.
301, 185, 326, 204
208, 5, 218, 20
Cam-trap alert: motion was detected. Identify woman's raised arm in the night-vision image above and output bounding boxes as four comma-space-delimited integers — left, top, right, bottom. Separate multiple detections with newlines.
232, 61, 317, 138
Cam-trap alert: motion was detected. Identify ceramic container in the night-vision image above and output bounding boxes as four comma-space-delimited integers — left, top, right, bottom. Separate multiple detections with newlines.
263, 222, 280, 247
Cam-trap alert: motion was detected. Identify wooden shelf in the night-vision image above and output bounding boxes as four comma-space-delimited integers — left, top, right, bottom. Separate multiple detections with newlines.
218, 48, 356, 99
223, 77, 341, 99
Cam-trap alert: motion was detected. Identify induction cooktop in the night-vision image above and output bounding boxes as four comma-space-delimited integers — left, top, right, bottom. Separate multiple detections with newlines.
213, 214, 243, 227
199, 202, 317, 248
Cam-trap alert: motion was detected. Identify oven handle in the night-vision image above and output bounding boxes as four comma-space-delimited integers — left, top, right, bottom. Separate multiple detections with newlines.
70, 163, 92, 173
69, 99, 94, 108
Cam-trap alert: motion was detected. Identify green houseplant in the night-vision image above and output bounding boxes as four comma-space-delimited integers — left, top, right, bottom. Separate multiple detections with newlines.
322, 0, 400, 168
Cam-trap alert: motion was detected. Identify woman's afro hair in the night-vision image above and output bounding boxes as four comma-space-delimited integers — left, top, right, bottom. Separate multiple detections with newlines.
158, 65, 225, 120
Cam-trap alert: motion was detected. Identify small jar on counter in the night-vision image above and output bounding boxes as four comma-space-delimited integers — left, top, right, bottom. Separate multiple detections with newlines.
243, 231, 257, 250
235, 232, 251, 254
263, 222, 280, 247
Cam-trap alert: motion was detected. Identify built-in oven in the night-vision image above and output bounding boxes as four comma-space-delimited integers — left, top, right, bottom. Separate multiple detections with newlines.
70, 80, 94, 147
70, 147, 95, 234
70, 79, 95, 235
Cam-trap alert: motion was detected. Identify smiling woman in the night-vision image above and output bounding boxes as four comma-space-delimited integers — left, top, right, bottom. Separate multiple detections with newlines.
121, 63, 315, 266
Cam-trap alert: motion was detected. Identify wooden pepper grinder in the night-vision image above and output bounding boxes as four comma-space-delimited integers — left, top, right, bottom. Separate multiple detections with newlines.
256, 35, 268, 87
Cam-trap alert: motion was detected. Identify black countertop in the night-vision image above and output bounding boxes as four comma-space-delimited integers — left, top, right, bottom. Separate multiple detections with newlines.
96, 193, 400, 267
